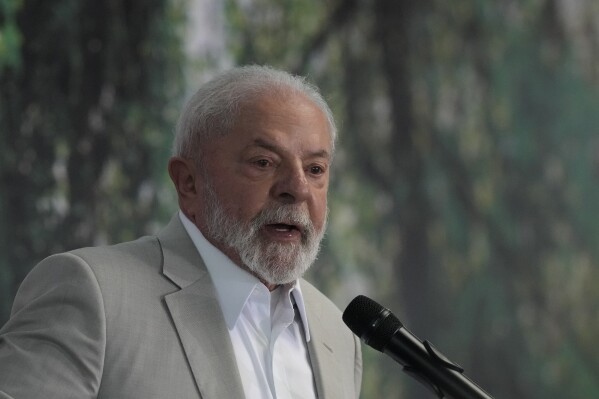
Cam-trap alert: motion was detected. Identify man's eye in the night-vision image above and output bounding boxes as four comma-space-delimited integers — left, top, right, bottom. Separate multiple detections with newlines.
309, 165, 325, 175
255, 159, 271, 168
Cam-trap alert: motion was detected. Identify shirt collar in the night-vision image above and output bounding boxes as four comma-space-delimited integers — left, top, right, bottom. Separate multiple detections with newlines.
178, 211, 311, 341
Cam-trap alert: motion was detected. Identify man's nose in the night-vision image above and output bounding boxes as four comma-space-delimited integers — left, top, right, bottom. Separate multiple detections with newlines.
271, 164, 310, 204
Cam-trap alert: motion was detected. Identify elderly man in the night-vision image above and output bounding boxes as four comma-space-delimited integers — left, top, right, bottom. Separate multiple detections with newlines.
0, 66, 362, 399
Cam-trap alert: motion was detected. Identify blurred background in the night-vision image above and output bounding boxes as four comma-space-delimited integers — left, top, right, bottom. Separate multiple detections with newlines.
2, 0, 599, 397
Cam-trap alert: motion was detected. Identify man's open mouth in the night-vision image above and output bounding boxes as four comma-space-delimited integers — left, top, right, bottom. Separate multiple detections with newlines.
267, 223, 301, 233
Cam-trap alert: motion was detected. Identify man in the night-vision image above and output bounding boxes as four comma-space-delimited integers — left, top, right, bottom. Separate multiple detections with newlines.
0, 65, 362, 399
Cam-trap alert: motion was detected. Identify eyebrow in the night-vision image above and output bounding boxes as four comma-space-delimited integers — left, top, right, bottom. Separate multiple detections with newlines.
251, 138, 331, 160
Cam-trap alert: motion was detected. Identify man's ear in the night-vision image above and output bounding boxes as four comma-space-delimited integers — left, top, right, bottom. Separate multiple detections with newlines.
168, 157, 203, 219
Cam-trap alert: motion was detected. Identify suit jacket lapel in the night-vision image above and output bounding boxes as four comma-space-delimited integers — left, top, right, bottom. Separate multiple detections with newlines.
158, 215, 245, 399
303, 283, 344, 399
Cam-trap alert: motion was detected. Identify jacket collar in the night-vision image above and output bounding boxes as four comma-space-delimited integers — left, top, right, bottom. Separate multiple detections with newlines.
302, 280, 346, 398
158, 214, 246, 398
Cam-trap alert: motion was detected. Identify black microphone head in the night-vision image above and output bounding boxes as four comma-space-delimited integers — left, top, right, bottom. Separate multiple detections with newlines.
343, 295, 402, 352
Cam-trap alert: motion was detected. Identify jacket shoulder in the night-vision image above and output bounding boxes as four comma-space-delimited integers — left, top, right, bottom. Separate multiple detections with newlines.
69, 235, 161, 272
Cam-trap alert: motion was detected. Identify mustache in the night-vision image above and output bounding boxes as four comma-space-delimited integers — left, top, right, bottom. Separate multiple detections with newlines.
250, 205, 315, 237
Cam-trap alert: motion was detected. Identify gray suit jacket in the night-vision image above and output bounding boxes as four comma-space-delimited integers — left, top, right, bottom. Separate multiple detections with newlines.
0, 215, 362, 399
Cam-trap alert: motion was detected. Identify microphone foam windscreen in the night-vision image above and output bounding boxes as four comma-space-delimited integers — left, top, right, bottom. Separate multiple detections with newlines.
343, 295, 402, 351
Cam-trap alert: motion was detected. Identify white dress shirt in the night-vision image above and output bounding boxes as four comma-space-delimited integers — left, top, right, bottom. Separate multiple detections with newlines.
179, 212, 317, 399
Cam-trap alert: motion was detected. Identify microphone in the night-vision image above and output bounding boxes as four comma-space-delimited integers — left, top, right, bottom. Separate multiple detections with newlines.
343, 295, 494, 399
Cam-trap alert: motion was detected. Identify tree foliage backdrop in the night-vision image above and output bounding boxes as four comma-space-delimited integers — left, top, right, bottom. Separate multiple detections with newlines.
2, 0, 599, 398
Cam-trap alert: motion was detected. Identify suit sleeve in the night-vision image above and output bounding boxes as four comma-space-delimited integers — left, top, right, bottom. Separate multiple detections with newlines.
0, 253, 106, 399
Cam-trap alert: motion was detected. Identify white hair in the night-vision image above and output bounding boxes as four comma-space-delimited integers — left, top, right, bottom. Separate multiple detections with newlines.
172, 65, 337, 160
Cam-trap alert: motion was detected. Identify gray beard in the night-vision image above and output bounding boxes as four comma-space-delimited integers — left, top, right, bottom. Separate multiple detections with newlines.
202, 181, 326, 285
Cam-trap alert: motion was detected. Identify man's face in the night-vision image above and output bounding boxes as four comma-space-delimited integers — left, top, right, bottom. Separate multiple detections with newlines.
192, 92, 332, 286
